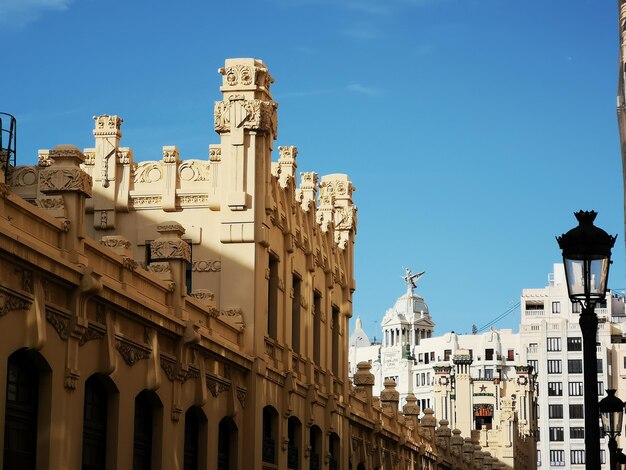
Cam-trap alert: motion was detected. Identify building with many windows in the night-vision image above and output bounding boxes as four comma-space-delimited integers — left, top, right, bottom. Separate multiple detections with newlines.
0, 58, 511, 470
521, 263, 626, 468
349, 271, 537, 468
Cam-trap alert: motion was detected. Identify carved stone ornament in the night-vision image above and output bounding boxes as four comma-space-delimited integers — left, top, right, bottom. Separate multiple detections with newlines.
83, 149, 96, 165
133, 162, 163, 184
353, 361, 375, 386
236, 387, 247, 408
150, 240, 191, 262
9, 166, 38, 187
209, 146, 222, 162
189, 289, 215, 301
162, 146, 179, 164
214, 98, 278, 138
39, 168, 92, 196
93, 115, 122, 137
178, 194, 209, 206
45, 310, 69, 340
117, 148, 132, 165
206, 376, 230, 397
100, 236, 131, 250
115, 339, 151, 366
178, 160, 211, 181
191, 259, 221, 272
65, 368, 81, 390
36, 195, 65, 210
130, 196, 162, 207
38, 150, 54, 167
0, 290, 32, 317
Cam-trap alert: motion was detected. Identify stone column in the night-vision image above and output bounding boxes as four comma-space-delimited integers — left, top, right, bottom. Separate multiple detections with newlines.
380, 379, 399, 420
39, 144, 92, 265
353, 361, 375, 409
150, 221, 191, 318
402, 393, 420, 430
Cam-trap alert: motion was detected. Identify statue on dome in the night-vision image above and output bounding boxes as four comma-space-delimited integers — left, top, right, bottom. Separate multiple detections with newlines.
402, 267, 425, 292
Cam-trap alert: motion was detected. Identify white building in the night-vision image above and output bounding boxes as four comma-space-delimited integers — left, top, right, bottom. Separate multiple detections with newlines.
521, 263, 626, 468
349, 270, 527, 418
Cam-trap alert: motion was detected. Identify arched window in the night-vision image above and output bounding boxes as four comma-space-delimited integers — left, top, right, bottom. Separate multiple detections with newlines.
287, 416, 301, 470
328, 433, 340, 470
217, 417, 237, 470
133, 391, 157, 470
262, 406, 278, 464
3, 350, 39, 470
184, 407, 208, 470
82, 376, 109, 470
309, 426, 322, 470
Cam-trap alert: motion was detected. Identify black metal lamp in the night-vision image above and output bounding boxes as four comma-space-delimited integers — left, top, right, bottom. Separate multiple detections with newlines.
599, 390, 625, 470
556, 210, 616, 308
557, 210, 617, 470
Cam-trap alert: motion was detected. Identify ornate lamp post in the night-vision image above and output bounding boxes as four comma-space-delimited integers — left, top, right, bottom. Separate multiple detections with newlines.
557, 210, 617, 470
599, 389, 625, 470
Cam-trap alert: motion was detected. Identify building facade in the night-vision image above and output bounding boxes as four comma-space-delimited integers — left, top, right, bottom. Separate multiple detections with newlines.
0, 58, 508, 469
520, 263, 626, 468
349, 272, 537, 468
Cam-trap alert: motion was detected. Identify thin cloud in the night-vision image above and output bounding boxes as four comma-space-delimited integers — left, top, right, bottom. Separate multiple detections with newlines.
0, 0, 72, 28
277, 89, 333, 99
347, 83, 381, 96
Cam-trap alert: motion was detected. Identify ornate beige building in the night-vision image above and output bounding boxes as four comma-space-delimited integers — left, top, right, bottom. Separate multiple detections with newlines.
0, 58, 516, 469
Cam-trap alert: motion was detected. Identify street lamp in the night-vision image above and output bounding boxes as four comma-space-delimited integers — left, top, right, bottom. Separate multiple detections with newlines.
557, 210, 617, 470
599, 389, 625, 470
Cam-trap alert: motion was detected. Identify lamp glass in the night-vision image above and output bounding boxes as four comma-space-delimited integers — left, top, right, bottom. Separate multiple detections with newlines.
601, 409, 624, 437
563, 255, 610, 306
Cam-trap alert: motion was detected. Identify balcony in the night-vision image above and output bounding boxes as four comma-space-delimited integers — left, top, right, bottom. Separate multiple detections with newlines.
527, 346, 538, 354
525, 309, 545, 317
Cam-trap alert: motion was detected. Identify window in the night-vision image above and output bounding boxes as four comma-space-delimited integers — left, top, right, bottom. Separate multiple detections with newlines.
313, 291, 322, 364
549, 450, 565, 466
549, 405, 563, 419
287, 417, 301, 470
548, 382, 563, 396
623, 355, 626, 369
184, 408, 200, 470
571, 450, 585, 465
547, 360, 562, 374
568, 359, 583, 374
570, 427, 584, 439
82, 376, 108, 470
430, 351, 435, 361
598, 381, 605, 396
309, 426, 322, 470
507, 349, 515, 361
552, 301, 561, 314
537, 450, 541, 467
526, 301, 544, 310
572, 302, 581, 314
528, 360, 538, 372
567, 337, 582, 351
547, 337, 561, 351
569, 382, 584, 396
262, 407, 278, 464
267, 254, 279, 339
569, 404, 584, 419
331, 306, 340, 375
291, 274, 302, 354
444, 349, 451, 361
3, 351, 39, 470
415, 374, 420, 386
426, 372, 430, 385
485, 348, 494, 360
484, 368, 493, 379
597, 359, 603, 373
218, 417, 237, 470
134, 391, 155, 470
549, 427, 564, 441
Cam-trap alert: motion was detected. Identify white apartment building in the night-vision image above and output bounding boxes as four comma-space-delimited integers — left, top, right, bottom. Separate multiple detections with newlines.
521, 263, 626, 468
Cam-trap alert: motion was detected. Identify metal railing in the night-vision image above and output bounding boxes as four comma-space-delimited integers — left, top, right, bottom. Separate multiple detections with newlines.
0, 113, 16, 174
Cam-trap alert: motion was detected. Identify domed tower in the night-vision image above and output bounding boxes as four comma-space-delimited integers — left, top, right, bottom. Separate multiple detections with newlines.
381, 268, 435, 351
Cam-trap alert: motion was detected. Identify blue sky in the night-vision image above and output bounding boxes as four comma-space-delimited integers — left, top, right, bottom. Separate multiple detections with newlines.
1, 0, 623, 340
